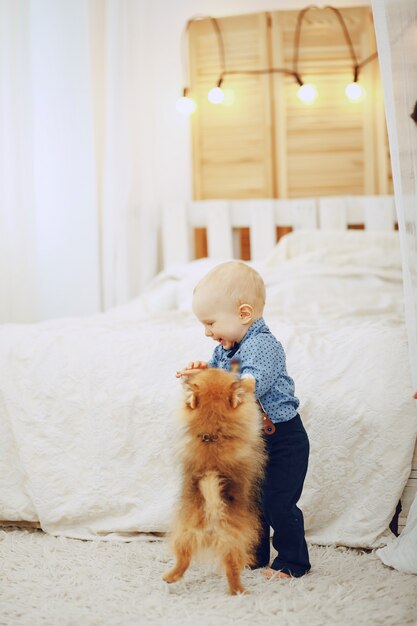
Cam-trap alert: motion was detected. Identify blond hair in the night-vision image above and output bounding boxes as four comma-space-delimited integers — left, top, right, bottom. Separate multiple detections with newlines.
194, 261, 266, 318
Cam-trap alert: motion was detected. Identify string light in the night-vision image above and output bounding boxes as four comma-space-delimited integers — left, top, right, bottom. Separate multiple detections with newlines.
297, 83, 318, 104
178, 8, 378, 114
176, 96, 197, 116
345, 82, 365, 102
208, 80, 225, 104
292, 6, 377, 102
176, 87, 197, 116
178, 15, 226, 114
208, 88, 224, 104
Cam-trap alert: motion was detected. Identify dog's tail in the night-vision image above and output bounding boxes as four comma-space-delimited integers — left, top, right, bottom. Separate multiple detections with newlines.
198, 471, 227, 526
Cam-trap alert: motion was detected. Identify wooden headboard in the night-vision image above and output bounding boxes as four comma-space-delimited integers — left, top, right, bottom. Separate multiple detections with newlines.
162, 195, 396, 268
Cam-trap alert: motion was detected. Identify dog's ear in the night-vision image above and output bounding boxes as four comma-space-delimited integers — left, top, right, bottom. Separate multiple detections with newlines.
183, 379, 199, 409
229, 380, 245, 408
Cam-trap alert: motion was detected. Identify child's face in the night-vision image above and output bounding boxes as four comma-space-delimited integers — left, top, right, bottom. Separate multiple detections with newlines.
192, 287, 248, 350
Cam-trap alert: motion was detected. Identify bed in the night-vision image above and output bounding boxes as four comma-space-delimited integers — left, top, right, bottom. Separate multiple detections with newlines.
0, 195, 416, 548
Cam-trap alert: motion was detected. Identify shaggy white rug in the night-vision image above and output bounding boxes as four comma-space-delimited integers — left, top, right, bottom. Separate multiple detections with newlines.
0, 528, 416, 626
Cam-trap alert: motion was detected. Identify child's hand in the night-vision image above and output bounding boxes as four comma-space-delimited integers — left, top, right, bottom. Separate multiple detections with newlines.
176, 361, 209, 378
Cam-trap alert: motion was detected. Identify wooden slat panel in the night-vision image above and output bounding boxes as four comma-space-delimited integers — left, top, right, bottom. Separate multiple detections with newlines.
238, 228, 251, 260
232, 228, 243, 259
275, 199, 295, 225
319, 196, 348, 229
280, 7, 371, 197
194, 228, 207, 259
248, 200, 276, 260
189, 7, 392, 200
205, 201, 233, 258
270, 12, 288, 198
189, 14, 274, 200
346, 198, 368, 224
291, 199, 318, 229
361, 20, 378, 194
166, 195, 397, 267
363, 195, 396, 230
184, 195, 395, 229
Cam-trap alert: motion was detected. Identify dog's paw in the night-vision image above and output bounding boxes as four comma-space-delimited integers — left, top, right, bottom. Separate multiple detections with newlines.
229, 585, 248, 596
162, 570, 182, 584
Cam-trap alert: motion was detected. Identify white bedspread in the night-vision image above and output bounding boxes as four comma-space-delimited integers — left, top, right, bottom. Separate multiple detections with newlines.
1, 231, 416, 547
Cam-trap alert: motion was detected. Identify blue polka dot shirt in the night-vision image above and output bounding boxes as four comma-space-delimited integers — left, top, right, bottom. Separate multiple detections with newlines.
208, 317, 299, 423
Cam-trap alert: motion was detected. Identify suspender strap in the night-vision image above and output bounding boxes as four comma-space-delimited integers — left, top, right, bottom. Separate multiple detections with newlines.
258, 400, 276, 435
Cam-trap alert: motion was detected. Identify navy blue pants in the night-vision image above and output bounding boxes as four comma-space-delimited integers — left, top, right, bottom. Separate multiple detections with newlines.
253, 413, 311, 577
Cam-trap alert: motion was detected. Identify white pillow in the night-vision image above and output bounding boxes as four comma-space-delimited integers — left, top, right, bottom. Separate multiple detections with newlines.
264, 230, 401, 270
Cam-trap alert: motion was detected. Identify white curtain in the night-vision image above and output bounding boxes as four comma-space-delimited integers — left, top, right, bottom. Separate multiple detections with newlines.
0, 1, 37, 322
372, 0, 417, 396
372, 0, 417, 573
89, 0, 160, 310
0, 0, 160, 322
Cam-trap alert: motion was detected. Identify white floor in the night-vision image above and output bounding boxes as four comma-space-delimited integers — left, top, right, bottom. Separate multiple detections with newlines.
1, 527, 416, 626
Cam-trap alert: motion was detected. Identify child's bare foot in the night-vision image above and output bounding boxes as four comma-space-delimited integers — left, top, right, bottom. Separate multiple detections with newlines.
263, 567, 291, 580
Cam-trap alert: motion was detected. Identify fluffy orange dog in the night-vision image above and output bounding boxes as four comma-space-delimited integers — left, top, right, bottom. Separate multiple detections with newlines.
163, 368, 266, 595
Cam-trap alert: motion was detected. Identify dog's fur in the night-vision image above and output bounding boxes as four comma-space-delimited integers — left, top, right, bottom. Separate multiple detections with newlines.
163, 368, 266, 595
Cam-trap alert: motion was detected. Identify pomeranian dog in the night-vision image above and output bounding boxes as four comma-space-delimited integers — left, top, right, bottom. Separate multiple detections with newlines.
162, 368, 266, 595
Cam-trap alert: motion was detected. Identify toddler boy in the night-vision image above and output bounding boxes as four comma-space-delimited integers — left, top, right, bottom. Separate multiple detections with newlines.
177, 261, 311, 579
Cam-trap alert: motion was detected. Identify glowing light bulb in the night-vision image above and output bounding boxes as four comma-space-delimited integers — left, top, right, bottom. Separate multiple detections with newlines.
345, 82, 365, 102
297, 83, 318, 104
176, 96, 196, 116
208, 87, 225, 104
